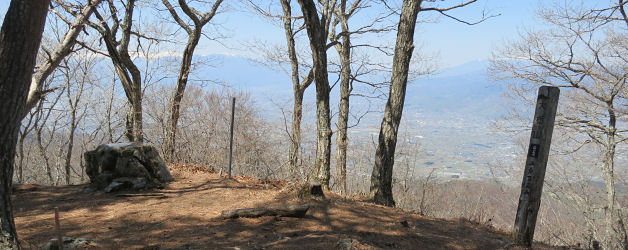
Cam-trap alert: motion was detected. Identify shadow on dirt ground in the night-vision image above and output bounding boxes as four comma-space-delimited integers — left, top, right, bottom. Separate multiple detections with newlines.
13, 167, 562, 249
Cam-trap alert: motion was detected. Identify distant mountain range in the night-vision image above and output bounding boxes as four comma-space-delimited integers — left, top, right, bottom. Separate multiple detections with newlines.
196, 54, 506, 120
192, 54, 513, 180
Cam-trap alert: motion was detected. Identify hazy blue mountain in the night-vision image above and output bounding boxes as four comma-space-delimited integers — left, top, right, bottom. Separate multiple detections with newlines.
198, 55, 505, 118
197, 54, 292, 95
405, 59, 505, 119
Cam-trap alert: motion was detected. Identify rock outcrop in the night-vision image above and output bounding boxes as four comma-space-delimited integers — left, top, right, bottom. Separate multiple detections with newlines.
84, 143, 173, 192
40, 237, 102, 249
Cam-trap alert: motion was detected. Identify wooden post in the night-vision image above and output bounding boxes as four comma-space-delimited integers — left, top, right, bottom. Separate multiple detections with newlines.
54, 207, 64, 250
514, 86, 560, 247
228, 97, 235, 179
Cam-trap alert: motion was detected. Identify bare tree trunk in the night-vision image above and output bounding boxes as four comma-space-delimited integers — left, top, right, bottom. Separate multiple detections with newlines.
36, 120, 54, 185
370, 0, 421, 207
16, 116, 35, 184
0, 1, 50, 248
106, 76, 116, 143
16, 134, 24, 183
64, 120, 76, 184
63, 67, 86, 185
130, 92, 143, 142
22, 0, 102, 120
280, 0, 314, 177
161, 0, 224, 163
90, 0, 144, 142
334, 1, 351, 195
297, 0, 335, 189
602, 106, 618, 250
290, 90, 305, 172
164, 38, 196, 161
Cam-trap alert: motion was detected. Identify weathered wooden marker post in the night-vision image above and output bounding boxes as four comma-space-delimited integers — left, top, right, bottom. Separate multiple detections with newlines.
514, 86, 560, 247
228, 97, 235, 179
54, 207, 63, 250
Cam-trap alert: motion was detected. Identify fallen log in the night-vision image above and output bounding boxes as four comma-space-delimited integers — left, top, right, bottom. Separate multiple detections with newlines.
221, 204, 310, 219
115, 193, 167, 198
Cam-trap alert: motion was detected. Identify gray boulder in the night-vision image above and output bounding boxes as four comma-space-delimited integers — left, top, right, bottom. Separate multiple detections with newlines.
40, 237, 102, 249
84, 143, 173, 192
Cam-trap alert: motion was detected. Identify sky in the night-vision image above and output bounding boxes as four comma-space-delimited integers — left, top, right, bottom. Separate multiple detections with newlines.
0, 0, 545, 68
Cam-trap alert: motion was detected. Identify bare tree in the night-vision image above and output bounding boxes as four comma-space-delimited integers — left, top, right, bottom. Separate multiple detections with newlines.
160, 0, 224, 162
22, 0, 103, 120
0, 1, 51, 248
243, 0, 316, 179
371, 0, 493, 206
491, 1, 628, 248
296, 0, 336, 188
87, 0, 145, 142
331, 0, 352, 195
59, 53, 96, 184
369, 0, 420, 207
279, 0, 315, 178
328, 0, 396, 195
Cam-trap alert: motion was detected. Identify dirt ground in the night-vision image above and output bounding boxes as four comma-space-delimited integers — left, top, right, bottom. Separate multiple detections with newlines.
13, 164, 562, 249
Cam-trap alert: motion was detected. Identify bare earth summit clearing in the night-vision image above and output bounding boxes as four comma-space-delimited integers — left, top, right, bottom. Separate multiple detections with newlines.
14, 164, 559, 249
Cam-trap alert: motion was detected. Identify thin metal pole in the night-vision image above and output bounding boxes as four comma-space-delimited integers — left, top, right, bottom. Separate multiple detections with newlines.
228, 97, 235, 179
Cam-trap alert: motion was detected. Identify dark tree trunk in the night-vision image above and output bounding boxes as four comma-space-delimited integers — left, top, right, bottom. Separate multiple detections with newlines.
297, 0, 333, 189
370, 0, 421, 207
0, 1, 51, 248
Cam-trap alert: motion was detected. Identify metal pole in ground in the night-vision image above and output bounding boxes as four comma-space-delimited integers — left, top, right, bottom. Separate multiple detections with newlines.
228, 97, 235, 179
513, 86, 560, 247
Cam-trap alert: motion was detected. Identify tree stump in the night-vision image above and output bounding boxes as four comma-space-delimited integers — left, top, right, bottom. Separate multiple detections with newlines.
297, 182, 324, 199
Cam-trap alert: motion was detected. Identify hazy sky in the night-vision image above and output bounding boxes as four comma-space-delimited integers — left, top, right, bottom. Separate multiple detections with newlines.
0, 1, 546, 68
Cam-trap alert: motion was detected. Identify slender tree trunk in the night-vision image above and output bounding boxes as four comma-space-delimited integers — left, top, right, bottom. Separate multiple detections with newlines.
63, 68, 85, 185
370, 0, 422, 207
161, 0, 223, 162
64, 106, 78, 185
280, 0, 313, 178
297, 0, 334, 189
16, 134, 24, 183
36, 123, 54, 185
289, 91, 305, 173
0, 1, 50, 248
106, 78, 116, 143
335, 6, 351, 195
602, 106, 618, 250
165, 34, 200, 162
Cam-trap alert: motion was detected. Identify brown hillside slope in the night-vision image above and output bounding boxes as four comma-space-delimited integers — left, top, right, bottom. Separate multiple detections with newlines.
13, 165, 562, 249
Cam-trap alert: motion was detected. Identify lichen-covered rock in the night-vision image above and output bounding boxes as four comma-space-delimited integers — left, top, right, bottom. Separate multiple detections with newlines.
84, 143, 173, 192
40, 237, 102, 249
